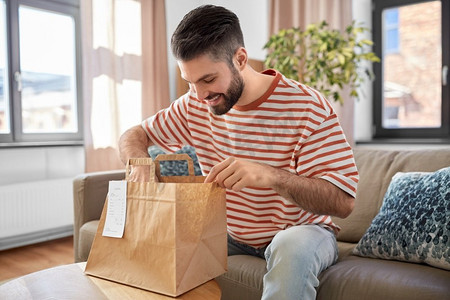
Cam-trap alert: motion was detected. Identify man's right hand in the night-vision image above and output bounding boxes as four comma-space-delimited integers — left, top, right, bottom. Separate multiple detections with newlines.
119, 124, 154, 169
128, 165, 152, 182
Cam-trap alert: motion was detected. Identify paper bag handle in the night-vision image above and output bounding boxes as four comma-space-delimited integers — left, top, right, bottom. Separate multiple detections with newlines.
125, 157, 156, 182
154, 154, 195, 177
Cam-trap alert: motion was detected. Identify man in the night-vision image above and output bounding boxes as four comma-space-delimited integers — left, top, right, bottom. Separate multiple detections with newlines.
119, 5, 358, 300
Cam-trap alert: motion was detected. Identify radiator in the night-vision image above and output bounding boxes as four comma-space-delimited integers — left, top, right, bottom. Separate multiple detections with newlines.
0, 178, 74, 250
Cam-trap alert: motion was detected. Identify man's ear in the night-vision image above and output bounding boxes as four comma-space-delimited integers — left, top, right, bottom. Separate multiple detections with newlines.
234, 47, 248, 70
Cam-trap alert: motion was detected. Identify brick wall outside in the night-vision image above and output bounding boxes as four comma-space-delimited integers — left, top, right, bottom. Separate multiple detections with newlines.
384, 1, 441, 127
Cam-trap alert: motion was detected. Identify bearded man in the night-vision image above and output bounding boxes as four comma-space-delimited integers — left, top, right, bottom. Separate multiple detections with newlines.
119, 5, 358, 300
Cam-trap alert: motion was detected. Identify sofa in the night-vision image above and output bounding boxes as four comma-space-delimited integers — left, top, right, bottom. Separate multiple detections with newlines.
73, 147, 450, 299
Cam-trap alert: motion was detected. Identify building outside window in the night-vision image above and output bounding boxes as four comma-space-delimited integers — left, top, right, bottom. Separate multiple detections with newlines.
0, 0, 82, 144
373, 0, 449, 140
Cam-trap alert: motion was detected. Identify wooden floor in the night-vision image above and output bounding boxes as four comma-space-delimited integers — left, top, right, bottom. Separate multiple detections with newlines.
0, 236, 74, 282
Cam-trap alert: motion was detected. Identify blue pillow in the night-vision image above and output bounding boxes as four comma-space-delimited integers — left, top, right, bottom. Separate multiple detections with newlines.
353, 166, 450, 271
148, 145, 202, 176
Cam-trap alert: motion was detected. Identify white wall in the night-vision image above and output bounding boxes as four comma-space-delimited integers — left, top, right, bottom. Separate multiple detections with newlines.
0, 145, 84, 247
165, 0, 269, 100
353, 0, 374, 142
0, 146, 84, 186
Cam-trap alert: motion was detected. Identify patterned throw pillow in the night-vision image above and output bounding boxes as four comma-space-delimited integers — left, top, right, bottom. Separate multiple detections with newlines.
148, 145, 202, 176
353, 166, 450, 271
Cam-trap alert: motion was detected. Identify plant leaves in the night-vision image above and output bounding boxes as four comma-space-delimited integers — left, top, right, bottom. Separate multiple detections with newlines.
264, 20, 380, 103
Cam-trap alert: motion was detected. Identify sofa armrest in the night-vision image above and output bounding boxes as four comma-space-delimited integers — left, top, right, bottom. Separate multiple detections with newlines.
73, 170, 125, 262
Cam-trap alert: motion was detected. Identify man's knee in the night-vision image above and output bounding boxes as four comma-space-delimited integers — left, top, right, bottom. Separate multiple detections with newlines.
265, 225, 336, 263
266, 225, 315, 262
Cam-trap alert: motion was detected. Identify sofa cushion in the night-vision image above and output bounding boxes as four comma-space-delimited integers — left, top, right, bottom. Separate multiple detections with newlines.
336, 241, 355, 261
216, 255, 265, 300
353, 167, 450, 270
148, 145, 202, 176
334, 148, 450, 243
317, 255, 450, 300
78, 220, 100, 262
333, 149, 400, 243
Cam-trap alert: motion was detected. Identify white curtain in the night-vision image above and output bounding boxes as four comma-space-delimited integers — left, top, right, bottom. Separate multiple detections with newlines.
81, 0, 170, 172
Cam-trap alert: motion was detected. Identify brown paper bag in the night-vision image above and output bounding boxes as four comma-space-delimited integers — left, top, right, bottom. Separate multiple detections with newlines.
85, 154, 227, 296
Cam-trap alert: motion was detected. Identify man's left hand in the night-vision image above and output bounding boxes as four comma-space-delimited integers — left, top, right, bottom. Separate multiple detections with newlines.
204, 157, 274, 191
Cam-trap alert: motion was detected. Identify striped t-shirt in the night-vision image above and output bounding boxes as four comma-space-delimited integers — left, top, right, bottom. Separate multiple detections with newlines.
142, 69, 359, 248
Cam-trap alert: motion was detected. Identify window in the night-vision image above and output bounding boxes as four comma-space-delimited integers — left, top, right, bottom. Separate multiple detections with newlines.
384, 8, 399, 54
0, 0, 9, 135
373, 0, 450, 139
0, 0, 82, 144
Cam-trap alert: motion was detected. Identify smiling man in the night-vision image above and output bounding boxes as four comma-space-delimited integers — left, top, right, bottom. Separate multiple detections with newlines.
119, 5, 358, 300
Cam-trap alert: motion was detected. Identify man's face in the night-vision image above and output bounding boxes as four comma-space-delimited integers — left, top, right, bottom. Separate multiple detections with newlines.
178, 54, 244, 115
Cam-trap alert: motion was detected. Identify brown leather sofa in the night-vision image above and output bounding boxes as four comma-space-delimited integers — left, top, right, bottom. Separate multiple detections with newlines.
73, 147, 450, 299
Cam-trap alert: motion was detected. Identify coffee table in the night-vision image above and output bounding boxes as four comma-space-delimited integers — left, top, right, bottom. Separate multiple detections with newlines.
0, 262, 221, 299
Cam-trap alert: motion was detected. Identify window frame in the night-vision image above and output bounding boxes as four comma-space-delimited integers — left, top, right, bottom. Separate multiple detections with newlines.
372, 0, 450, 140
0, 0, 82, 145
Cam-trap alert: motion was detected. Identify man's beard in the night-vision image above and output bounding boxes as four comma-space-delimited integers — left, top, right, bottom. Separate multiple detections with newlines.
208, 68, 244, 115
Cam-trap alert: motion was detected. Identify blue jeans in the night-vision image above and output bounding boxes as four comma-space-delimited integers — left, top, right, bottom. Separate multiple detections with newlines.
228, 225, 338, 300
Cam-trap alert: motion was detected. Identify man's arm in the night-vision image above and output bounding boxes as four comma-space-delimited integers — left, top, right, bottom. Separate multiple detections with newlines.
119, 125, 153, 164
119, 125, 154, 181
271, 166, 354, 219
204, 157, 354, 219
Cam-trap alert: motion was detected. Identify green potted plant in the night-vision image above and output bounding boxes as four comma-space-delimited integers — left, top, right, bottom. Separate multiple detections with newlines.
264, 21, 380, 104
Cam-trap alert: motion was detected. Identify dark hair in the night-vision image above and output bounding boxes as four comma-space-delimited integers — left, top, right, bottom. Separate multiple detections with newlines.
171, 5, 245, 66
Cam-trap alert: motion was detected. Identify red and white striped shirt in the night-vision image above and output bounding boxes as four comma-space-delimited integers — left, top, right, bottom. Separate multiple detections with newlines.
142, 70, 359, 248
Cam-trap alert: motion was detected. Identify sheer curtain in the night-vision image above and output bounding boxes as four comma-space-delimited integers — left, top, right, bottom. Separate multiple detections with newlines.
269, 0, 355, 145
81, 0, 170, 172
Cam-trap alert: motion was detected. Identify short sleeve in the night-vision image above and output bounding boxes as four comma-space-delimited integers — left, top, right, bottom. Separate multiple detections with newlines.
296, 113, 359, 198
141, 94, 193, 152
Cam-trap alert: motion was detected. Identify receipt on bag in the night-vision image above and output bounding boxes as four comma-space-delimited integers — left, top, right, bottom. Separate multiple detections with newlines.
102, 181, 127, 238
